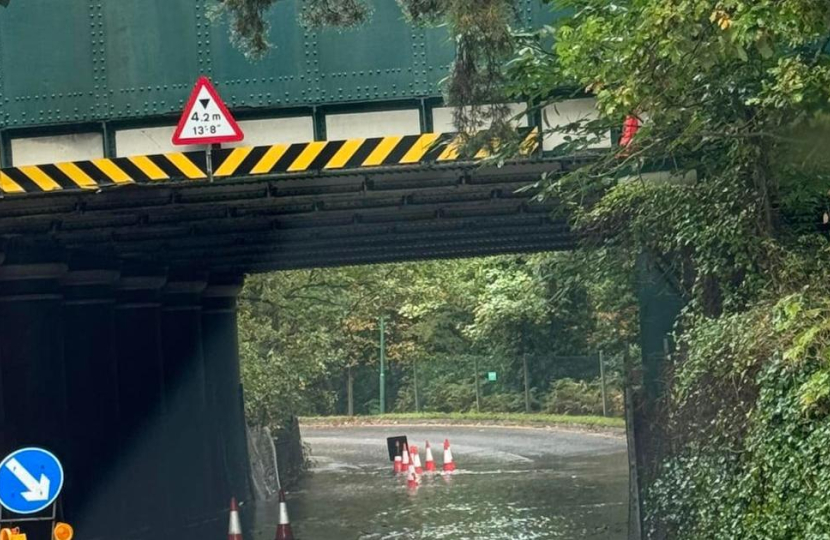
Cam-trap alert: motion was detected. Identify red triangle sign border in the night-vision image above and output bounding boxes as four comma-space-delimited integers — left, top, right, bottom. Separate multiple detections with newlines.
172, 75, 244, 146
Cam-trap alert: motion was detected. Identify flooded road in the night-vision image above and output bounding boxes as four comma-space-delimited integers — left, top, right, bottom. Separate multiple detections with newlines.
252, 424, 629, 539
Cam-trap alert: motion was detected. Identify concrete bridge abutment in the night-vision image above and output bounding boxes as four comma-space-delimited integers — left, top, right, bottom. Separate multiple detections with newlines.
0, 256, 250, 540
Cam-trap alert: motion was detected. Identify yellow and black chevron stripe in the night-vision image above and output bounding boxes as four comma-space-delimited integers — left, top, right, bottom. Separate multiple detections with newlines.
0, 129, 539, 195
0, 153, 207, 194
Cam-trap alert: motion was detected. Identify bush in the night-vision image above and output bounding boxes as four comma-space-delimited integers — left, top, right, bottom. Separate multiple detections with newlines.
480, 392, 524, 412
543, 378, 623, 417
648, 357, 830, 539
646, 292, 830, 539
393, 373, 623, 416
425, 382, 477, 412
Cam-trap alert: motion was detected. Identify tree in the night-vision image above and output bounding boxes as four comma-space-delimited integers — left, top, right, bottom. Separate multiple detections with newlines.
239, 252, 632, 421
212, 0, 522, 142
505, 2, 830, 538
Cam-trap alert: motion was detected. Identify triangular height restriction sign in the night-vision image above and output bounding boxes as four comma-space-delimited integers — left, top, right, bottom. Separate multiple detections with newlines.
172, 76, 244, 145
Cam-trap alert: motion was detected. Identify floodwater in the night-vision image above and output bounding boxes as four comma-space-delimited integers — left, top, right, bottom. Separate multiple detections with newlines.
251, 425, 629, 539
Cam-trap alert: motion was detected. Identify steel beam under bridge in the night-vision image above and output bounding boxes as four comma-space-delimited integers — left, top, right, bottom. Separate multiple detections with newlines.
0, 266, 250, 540
0, 131, 580, 273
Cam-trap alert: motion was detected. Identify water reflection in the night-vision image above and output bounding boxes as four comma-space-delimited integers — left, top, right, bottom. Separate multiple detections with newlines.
251, 427, 628, 539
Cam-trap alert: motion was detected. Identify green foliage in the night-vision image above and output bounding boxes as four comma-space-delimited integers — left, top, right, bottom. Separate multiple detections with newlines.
238, 265, 404, 424
214, 0, 525, 140
211, 0, 372, 57
544, 378, 623, 417
502, 1, 830, 538
649, 344, 830, 538
301, 0, 371, 27
210, 0, 275, 57
641, 264, 830, 539
510, 0, 830, 270
301, 411, 626, 429
239, 252, 635, 427
479, 392, 533, 413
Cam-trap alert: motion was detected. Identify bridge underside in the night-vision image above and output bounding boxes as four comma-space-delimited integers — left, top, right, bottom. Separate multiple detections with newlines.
0, 158, 575, 540
0, 159, 577, 272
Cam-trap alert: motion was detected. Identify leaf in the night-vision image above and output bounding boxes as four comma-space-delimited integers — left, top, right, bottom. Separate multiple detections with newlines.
735, 45, 749, 62
756, 35, 774, 59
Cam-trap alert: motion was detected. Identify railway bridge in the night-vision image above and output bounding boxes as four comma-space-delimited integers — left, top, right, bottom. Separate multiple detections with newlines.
0, 1, 679, 538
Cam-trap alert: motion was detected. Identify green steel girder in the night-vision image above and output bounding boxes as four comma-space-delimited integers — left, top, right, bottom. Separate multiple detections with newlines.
0, 0, 558, 132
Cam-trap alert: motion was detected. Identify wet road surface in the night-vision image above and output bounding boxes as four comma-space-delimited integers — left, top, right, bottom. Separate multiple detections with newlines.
252, 424, 629, 539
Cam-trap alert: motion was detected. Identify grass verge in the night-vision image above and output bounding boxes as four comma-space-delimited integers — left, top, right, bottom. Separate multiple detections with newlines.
300, 412, 625, 431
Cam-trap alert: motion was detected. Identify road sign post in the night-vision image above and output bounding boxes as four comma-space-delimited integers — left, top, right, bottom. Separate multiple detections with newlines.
206, 144, 214, 182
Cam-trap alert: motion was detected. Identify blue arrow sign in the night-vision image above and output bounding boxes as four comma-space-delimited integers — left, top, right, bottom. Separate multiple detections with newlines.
0, 448, 64, 514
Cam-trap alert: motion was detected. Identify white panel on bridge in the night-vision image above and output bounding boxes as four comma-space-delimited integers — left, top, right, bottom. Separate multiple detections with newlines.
326, 109, 421, 140
116, 117, 315, 156
116, 125, 196, 156
11, 133, 104, 166
542, 98, 611, 151
432, 103, 529, 134
226, 117, 315, 148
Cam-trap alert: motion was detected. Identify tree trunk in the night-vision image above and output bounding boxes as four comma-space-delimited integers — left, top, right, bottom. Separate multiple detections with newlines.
523, 354, 531, 413
413, 362, 420, 413
347, 366, 354, 417
474, 356, 481, 413
599, 351, 608, 417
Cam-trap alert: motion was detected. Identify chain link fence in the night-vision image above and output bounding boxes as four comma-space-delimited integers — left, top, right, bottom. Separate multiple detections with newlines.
336, 353, 625, 417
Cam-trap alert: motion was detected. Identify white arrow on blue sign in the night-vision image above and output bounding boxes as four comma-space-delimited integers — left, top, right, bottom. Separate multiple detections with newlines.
0, 448, 64, 514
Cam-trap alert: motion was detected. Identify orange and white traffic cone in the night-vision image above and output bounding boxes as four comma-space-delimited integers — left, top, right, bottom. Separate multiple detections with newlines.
394, 441, 403, 474
411, 445, 423, 475
401, 443, 410, 471
424, 441, 436, 473
228, 497, 243, 540
275, 490, 295, 540
443, 439, 456, 473
406, 462, 419, 490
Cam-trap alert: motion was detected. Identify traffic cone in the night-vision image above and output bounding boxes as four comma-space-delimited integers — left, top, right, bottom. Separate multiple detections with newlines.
275, 490, 294, 540
406, 462, 419, 489
228, 497, 243, 540
411, 445, 423, 475
443, 439, 456, 473
394, 454, 403, 474
424, 441, 436, 472
401, 443, 410, 470
394, 441, 403, 473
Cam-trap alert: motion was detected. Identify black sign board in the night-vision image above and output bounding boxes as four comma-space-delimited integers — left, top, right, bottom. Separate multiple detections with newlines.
386, 436, 408, 461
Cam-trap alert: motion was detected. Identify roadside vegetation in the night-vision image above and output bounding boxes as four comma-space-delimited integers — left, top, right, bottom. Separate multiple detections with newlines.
238, 253, 634, 426
300, 412, 625, 430
227, 0, 830, 537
